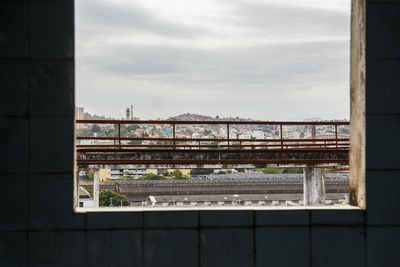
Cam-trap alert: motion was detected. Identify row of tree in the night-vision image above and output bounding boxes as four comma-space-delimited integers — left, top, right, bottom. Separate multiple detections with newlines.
82, 187, 130, 206
261, 167, 303, 174
85, 169, 190, 180
139, 170, 190, 180
99, 190, 130, 206
86, 168, 304, 181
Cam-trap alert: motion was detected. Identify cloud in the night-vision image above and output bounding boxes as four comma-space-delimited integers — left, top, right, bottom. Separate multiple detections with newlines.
79, 40, 348, 90
76, 0, 350, 120
228, 1, 350, 40
76, 0, 206, 39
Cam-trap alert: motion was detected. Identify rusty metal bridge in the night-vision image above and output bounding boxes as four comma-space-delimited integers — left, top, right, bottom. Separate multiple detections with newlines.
76, 120, 349, 169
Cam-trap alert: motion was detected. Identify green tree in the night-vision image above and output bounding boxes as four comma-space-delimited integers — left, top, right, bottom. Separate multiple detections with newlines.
104, 128, 117, 137
139, 173, 166, 180
76, 128, 92, 137
159, 169, 169, 176
190, 169, 213, 175
171, 169, 190, 179
123, 170, 134, 179
262, 168, 282, 174
127, 125, 140, 131
91, 124, 101, 133
88, 169, 94, 180
99, 190, 130, 206
210, 141, 219, 148
282, 167, 303, 174
119, 126, 128, 137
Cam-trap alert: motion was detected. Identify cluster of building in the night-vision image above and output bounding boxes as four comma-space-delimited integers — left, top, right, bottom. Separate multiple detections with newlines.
79, 168, 191, 181
75, 108, 350, 143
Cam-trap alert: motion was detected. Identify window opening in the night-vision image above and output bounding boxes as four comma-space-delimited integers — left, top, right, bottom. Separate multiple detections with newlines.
75, 0, 353, 210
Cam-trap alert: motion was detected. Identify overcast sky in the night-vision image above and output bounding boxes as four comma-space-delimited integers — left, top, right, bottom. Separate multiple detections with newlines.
76, 0, 351, 120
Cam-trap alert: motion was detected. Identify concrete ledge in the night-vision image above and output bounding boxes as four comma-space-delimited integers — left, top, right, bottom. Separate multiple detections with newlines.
75, 205, 361, 213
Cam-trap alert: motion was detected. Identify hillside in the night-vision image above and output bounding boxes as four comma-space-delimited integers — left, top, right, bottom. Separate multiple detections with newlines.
167, 113, 253, 122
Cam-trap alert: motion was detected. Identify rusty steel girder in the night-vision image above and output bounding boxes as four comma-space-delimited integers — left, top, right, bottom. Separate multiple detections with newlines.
76, 120, 349, 167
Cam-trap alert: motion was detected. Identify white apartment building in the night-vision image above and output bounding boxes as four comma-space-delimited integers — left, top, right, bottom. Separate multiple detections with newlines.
110, 169, 146, 179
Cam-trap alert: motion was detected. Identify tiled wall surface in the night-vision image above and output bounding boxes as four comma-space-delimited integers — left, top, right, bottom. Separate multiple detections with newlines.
1, 0, 399, 266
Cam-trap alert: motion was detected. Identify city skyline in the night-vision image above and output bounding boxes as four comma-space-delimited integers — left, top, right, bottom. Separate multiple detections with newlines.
76, 0, 351, 121
78, 107, 349, 122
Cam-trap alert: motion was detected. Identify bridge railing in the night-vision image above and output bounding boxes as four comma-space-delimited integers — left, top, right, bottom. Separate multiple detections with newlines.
75, 120, 350, 151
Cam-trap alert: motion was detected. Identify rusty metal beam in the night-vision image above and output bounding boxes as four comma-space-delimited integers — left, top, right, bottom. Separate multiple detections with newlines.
76, 120, 350, 167
77, 148, 349, 153
76, 144, 350, 149
77, 119, 349, 126
76, 136, 349, 142
77, 159, 349, 165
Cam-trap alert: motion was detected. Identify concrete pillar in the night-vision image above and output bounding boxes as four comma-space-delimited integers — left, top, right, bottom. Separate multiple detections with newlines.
93, 170, 99, 208
303, 167, 325, 205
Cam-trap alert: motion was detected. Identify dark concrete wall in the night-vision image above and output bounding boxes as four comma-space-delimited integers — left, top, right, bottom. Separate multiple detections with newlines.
1, 0, 399, 266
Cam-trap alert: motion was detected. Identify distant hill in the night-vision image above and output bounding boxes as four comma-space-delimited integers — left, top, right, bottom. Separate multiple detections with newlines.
303, 117, 349, 122
167, 113, 254, 122
82, 111, 344, 122
167, 113, 214, 121
302, 117, 323, 122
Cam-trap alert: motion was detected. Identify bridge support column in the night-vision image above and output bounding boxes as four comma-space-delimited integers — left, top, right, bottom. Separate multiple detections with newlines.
303, 167, 325, 205
93, 170, 99, 208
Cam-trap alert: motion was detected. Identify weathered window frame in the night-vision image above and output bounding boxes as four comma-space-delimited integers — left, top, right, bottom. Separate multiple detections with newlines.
74, 0, 366, 212
349, 0, 366, 209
